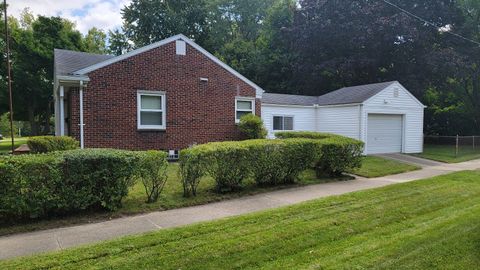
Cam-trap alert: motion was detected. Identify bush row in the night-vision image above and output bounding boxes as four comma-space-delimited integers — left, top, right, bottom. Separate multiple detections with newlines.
275, 131, 343, 140
27, 136, 79, 153
180, 133, 364, 196
276, 131, 364, 176
0, 149, 143, 220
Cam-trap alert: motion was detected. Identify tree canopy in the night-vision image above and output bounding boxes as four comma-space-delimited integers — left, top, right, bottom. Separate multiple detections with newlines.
0, 9, 107, 135
0, 0, 479, 135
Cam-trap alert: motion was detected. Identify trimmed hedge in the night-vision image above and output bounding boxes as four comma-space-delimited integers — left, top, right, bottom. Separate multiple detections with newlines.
275, 131, 342, 140
0, 149, 141, 220
180, 133, 363, 196
276, 131, 364, 176
244, 139, 319, 185
27, 136, 79, 153
192, 142, 251, 192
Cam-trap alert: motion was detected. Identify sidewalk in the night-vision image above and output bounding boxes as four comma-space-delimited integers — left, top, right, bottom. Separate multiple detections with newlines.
1, 158, 479, 260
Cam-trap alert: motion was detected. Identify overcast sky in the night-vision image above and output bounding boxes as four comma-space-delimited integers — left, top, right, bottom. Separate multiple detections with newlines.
8, 0, 132, 34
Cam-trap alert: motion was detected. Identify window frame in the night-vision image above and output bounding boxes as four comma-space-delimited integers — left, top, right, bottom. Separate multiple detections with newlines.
137, 90, 166, 130
273, 115, 294, 131
235, 97, 255, 123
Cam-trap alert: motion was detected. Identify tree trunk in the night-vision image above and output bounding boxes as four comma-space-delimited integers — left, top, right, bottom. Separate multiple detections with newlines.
42, 101, 52, 135
28, 106, 39, 136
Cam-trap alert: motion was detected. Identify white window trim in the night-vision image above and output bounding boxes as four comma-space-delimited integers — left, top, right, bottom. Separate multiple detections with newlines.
235, 97, 255, 123
137, 90, 166, 130
273, 115, 294, 131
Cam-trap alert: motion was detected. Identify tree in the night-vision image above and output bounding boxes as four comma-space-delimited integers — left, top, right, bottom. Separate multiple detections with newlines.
0, 11, 108, 135
108, 29, 131, 55
84, 27, 107, 54
122, 0, 210, 48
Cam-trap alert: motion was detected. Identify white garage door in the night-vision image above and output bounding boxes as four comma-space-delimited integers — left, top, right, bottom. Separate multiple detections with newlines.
367, 114, 403, 154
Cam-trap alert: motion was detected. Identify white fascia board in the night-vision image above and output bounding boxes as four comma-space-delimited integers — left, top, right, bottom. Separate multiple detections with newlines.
73, 34, 264, 98
261, 103, 315, 108
57, 75, 90, 82
261, 103, 362, 108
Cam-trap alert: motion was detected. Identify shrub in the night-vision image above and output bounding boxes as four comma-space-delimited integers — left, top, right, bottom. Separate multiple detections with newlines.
244, 139, 318, 185
0, 149, 141, 220
203, 142, 251, 192
183, 141, 251, 192
61, 149, 140, 211
27, 136, 79, 153
179, 148, 206, 197
275, 131, 340, 140
238, 114, 267, 139
136, 151, 168, 203
276, 131, 364, 176
315, 137, 364, 177
178, 132, 363, 195
0, 154, 62, 219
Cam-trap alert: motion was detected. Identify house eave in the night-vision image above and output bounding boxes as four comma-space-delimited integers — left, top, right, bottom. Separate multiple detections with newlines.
57, 75, 90, 83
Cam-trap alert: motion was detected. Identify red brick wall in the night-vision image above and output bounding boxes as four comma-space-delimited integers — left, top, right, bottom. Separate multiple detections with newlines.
69, 41, 260, 150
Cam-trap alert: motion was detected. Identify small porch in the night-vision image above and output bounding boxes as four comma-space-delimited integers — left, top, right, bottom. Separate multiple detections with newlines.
54, 75, 89, 148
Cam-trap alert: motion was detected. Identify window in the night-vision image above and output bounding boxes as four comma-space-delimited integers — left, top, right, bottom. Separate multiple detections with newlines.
137, 91, 166, 130
235, 97, 255, 122
273, 116, 294, 131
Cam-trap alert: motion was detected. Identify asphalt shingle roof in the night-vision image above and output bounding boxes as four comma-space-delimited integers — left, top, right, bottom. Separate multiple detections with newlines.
54, 49, 114, 76
261, 93, 320, 106
263, 81, 397, 106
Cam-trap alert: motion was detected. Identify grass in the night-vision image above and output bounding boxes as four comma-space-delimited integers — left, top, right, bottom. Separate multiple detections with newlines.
0, 137, 28, 154
2, 170, 480, 269
415, 144, 480, 163
0, 164, 350, 236
349, 156, 420, 178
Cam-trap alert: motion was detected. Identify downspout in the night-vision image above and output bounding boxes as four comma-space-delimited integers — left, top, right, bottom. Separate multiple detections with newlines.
313, 104, 319, 132
358, 104, 363, 140
59, 85, 65, 136
79, 80, 85, 149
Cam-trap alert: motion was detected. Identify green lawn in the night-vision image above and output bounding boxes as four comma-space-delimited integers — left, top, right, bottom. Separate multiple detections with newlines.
0, 137, 28, 154
0, 165, 349, 236
415, 144, 480, 163
2, 170, 479, 269
349, 156, 420, 178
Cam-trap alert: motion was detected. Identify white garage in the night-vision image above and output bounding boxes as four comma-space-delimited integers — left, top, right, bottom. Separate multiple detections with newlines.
261, 81, 425, 155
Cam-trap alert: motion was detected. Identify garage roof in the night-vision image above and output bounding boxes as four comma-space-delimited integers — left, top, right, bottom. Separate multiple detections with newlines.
263, 81, 398, 106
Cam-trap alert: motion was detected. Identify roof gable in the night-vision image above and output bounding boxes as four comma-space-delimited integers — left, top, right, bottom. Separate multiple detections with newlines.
71, 34, 264, 98
363, 82, 425, 107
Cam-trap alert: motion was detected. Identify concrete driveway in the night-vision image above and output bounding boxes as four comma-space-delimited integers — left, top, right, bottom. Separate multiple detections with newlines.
375, 153, 444, 167
0, 158, 479, 260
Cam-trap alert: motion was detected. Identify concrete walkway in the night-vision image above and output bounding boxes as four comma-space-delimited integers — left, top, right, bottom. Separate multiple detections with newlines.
1, 157, 480, 260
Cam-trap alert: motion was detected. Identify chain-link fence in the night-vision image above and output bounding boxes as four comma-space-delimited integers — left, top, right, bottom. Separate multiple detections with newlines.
424, 135, 480, 158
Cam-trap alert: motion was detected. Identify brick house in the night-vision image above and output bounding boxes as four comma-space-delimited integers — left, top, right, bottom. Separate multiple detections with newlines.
54, 34, 263, 154
54, 34, 424, 155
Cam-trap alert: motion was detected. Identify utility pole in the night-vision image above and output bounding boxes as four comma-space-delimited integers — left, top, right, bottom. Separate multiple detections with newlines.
3, 0, 14, 153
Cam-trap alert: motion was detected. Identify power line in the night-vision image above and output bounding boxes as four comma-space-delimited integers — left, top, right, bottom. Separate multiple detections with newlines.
381, 0, 480, 47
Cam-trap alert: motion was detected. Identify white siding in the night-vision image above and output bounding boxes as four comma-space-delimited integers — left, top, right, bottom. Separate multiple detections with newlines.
261, 104, 316, 138
261, 82, 424, 154
317, 105, 361, 140
362, 82, 424, 154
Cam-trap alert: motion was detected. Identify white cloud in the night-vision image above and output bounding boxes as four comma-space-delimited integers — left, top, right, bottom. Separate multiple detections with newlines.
7, 0, 131, 34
